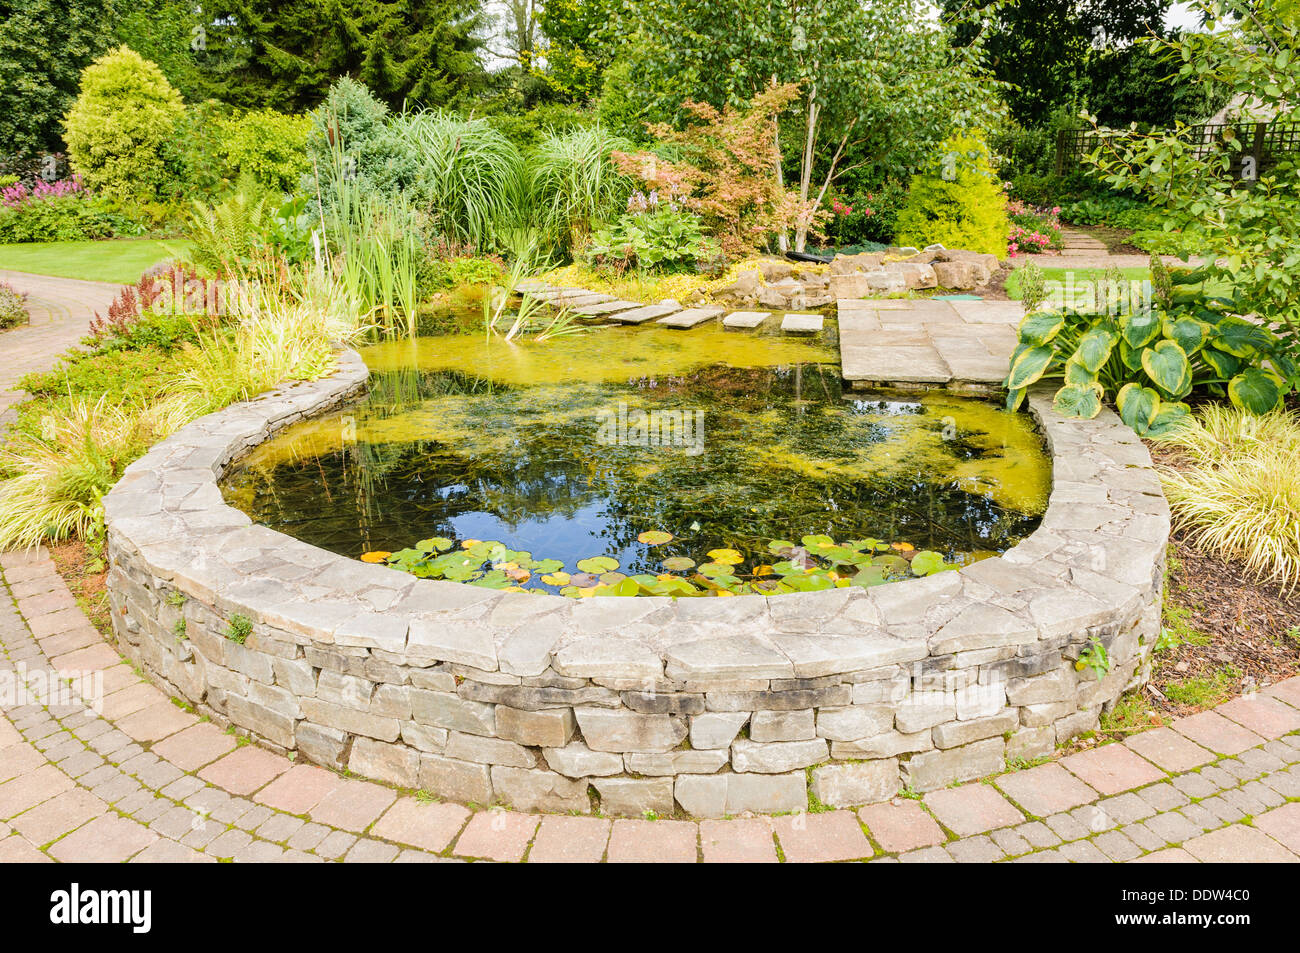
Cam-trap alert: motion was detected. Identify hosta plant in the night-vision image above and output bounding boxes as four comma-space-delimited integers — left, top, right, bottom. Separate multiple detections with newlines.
1005, 258, 1295, 435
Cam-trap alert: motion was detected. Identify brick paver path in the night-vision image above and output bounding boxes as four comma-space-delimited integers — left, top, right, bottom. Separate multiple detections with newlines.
2, 545, 1298, 863
0, 271, 119, 427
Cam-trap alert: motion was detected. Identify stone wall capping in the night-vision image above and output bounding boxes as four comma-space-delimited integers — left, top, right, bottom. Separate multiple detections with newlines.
104, 351, 1167, 817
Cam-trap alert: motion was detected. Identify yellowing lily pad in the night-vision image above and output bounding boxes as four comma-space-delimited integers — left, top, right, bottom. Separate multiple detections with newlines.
637, 530, 674, 545
540, 571, 571, 586
706, 548, 743, 565
360, 551, 391, 563
661, 556, 696, 572
576, 556, 620, 574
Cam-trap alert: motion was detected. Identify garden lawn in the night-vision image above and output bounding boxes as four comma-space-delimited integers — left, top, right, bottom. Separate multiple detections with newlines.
1004, 265, 1150, 301
0, 238, 192, 285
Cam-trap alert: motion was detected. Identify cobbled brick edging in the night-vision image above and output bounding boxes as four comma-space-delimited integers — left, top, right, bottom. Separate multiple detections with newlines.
102, 350, 1170, 817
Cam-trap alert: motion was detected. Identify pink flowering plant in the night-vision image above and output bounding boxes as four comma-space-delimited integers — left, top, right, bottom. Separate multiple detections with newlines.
1, 175, 87, 209
1005, 199, 1063, 257
0, 174, 137, 243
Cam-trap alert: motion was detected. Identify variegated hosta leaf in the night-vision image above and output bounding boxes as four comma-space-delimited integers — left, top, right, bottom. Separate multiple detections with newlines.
1228, 367, 1284, 414
1052, 381, 1104, 419
1006, 344, 1054, 391
1141, 340, 1193, 398
1116, 382, 1161, 434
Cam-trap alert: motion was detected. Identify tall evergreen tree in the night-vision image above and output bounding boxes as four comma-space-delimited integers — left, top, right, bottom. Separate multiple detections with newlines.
201, 0, 488, 111
0, 0, 118, 162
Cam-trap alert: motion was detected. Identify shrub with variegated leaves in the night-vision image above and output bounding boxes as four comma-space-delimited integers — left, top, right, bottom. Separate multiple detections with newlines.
1005, 257, 1295, 435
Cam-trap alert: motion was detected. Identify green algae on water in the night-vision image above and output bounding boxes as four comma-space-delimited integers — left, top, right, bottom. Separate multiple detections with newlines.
223, 338, 1050, 596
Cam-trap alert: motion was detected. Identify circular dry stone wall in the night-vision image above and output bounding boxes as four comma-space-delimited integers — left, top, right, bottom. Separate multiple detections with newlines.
103, 350, 1169, 817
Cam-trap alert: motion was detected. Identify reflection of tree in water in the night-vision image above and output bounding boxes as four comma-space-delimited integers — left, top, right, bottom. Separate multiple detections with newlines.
224, 364, 1046, 566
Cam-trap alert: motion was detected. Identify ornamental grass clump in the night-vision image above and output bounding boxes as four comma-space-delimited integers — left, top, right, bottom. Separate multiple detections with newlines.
1155, 407, 1300, 591
0, 395, 194, 549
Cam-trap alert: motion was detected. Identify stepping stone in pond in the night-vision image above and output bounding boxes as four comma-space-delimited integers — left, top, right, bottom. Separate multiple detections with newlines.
780, 312, 824, 334
528, 287, 592, 301
722, 310, 771, 329
609, 303, 682, 324
657, 306, 724, 328
573, 298, 647, 315
545, 292, 616, 307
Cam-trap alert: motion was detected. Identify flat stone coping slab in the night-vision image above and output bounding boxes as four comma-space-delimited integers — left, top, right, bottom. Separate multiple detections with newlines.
781, 313, 823, 333
658, 307, 724, 328
722, 311, 771, 329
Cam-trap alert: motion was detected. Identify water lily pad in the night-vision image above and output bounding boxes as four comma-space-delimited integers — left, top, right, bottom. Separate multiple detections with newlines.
697, 562, 733, 576
801, 534, 834, 550
637, 530, 674, 545
576, 555, 620, 574
662, 556, 696, 572
599, 571, 628, 585
540, 571, 571, 586
767, 539, 796, 554
416, 537, 453, 553
909, 550, 949, 576
359, 551, 391, 563
569, 572, 600, 588
851, 565, 888, 587
751, 564, 775, 577
706, 548, 743, 565
471, 570, 511, 589
872, 554, 910, 574
891, 542, 915, 552
532, 558, 564, 574
594, 578, 640, 597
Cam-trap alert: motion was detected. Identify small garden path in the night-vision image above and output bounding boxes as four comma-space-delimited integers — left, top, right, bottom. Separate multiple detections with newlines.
2, 544, 1299, 863
0, 270, 119, 429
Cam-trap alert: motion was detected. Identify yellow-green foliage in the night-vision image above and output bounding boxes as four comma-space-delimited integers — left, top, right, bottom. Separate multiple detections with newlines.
0, 396, 193, 549
217, 110, 313, 194
1156, 407, 1300, 591
894, 134, 1009, 257
63, 46, 185, 203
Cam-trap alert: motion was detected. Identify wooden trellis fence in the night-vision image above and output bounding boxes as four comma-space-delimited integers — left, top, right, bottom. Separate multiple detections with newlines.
1055, 121, 1300, 182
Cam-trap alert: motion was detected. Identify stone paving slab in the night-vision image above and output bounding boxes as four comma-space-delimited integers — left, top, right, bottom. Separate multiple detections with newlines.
780, 312, 823, 334
573, 298, 648, 315
722, 311, 771, 329
658, 307, 724, 329
836, 297, 1021, 387
607, 303, 681, 324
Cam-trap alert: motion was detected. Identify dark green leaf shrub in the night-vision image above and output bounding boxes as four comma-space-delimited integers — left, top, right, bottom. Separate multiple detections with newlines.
586, 204, 718, 271
0, 194, 139, 242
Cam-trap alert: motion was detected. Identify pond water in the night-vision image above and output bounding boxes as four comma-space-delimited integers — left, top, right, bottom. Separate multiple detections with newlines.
222, 326, 1051, 597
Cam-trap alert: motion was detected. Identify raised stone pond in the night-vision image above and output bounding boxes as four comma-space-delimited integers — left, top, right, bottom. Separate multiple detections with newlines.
103, 325, 1169, 816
